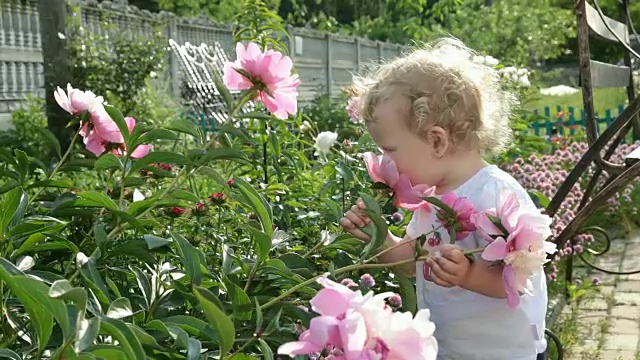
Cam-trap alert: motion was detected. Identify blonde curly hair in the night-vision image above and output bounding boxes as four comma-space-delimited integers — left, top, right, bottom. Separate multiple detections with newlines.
352, 36, 517, 154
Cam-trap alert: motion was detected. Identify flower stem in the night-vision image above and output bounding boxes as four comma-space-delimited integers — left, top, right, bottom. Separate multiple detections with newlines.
259, 246, 485, 310
363, 225, 444, 264
30, 130, 79, 204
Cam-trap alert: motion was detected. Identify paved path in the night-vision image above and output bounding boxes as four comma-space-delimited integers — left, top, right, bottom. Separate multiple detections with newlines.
566, 233, 640, 360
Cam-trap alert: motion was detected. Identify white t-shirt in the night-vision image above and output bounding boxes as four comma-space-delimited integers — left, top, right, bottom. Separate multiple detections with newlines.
408, 164, 547, 360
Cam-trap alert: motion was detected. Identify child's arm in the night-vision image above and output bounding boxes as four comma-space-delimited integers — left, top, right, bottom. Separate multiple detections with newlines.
379, 233, 416, 276
461, 258, 507, 299
340, 199, 416, 276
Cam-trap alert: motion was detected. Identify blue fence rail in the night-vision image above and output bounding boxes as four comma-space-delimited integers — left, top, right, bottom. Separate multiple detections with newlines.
529, 105, 637, 140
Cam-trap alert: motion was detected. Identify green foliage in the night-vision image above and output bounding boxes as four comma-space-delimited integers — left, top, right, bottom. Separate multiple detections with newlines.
67, 8, 166, 116
426, 0, 575, 66
233, 0, 289, 53
0, 97, 50, 161
302, 92, 362, 141
156, 0, 281, 22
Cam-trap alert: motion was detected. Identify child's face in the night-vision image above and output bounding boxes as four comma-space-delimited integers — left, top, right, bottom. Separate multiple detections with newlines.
367, 96, 449, 186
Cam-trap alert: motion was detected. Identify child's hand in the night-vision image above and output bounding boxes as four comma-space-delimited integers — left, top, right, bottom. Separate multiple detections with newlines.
425, 244, 471, 287
340, 198, 372, 242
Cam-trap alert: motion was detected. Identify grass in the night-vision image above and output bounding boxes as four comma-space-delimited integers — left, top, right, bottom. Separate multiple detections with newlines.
526, 87, 628, 116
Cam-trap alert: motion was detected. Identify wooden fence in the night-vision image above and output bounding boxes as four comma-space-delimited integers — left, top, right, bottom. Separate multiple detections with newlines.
0, 0, 409, 129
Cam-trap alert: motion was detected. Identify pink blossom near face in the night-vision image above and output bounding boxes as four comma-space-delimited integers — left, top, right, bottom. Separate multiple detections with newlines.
110, 117, 152, 159
223, 41, 301, 119
438, 192, 478, 240
363, 152, 400, 187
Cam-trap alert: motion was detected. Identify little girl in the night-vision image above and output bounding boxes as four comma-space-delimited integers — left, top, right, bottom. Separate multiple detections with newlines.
341, 37, 548, 360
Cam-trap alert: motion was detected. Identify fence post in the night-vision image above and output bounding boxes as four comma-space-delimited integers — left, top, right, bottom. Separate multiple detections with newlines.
568, 106, 576, 136
167, 14, 179, 98
286, 25, 295, 60
37, 0, 74, 150
355, 37, 361, 71
326, 33, 332, 97
378, 41, 384, 61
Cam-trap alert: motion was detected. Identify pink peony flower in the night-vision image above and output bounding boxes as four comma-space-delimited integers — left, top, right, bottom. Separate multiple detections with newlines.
56, 84, 124, 144
54, 83, 105, 116
437, 192, 478, 241
223, 42, 301, 119
346, 96, 362, 123
473, 189, 556, 308
111, 117, 152, 158
278, 275, 438, 359
363, 152, 399, 187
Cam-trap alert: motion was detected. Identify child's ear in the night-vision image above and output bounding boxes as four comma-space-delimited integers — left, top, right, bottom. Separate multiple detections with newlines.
427, 126, 449, 158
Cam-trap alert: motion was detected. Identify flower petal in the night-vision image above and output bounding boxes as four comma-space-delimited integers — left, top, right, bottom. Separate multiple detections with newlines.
310, 288, 350, 317
130, 144, 152, 159
481, 237, 508, 261
502, 265, 521, 308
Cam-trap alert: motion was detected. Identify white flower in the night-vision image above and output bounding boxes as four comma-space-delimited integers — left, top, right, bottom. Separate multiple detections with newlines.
300, 120, 311, 132
133, 189, 145, 202
314, 131, 338, 156
517, 68, 529, 76
57, 32, 66, 40
503, 66, 518, 74
484, 55, 500, 66
519, 76, 531, 87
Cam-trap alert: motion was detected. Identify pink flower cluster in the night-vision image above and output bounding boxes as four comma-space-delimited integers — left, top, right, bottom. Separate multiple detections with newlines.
54, 84, 151, 158
223, 42, 301, 119
473, 190, 557, 307
278, 275, 438, 359
506, 140, 640, 281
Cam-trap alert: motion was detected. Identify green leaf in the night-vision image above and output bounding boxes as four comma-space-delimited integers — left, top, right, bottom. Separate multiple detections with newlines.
49, 279, 88, 314
77, 250, 112, 305
76, 318, 101, 353
94, 153, 122, 170
197, 148, 251, 166
103, 105, 130, 145
0, 258, 73, 348
167, 118, 202, 139
236, 111, 274, 121
8, 191, 29, 229
195, 166, 229, 187
217, 123, 250, 142
94, 224, 109, 249
161, 315, 217, 340
0, 180, 19, 196
75, 191, 119, 210
529, 190, 551, 209
129, 266, 153, 310
26, 179, 75, 189
127, 324, 165, 350
278, 253, 314, 270
131, 151, 191, 172
86, 345, 127, 359
396, 274, 417, 314
106, 297, 133, 319
258, 339, 274, 360
223, 277, 252, 321
14, 149, 29, 184
137, 128, 179, 144
168, 189, 200, 203
233, 178, 273, 237
210, 70, 234, 112
254, 298, 264, 332
99, 317, 146, 360
169, 325, 202, 360
264, 308, 282, 334
0, 349, 22, 360
1, 188, 25, 238
242, 225, 271, 262
7, 217, 65, 239
171, 233, 205, 285
143, 234, 172, 249
106, 239, 156, 264
37, 127, 62, 158
192, 286, 235, 355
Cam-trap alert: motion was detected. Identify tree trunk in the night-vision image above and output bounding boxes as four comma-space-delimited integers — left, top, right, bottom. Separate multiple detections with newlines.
37, 0, 74, 152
